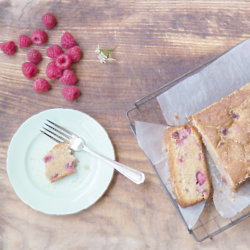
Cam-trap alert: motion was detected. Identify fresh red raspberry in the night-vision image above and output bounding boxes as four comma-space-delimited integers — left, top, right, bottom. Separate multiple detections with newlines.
42, 13, 56, 29
65, 46, 82, 63
31, 30, 47, 45
60, 69, 77, 85
55, 54, 72, 69
46, 45, 63, 60
196, 171, 206, 186
0, 41, 16, 55
18, 34, 32, 48
33, 78, 51, 92
61, 32, 76, 49
62, 86, 80, 101
22, 62, 38, 78
46, 61, 63, 80
27, 49, 42, 64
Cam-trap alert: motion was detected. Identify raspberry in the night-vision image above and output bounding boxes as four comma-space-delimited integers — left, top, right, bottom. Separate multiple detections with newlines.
31, 30, 47, 45
62, 86, 80, 101
184, 126, 191, 134
55, 54, 72, 69
46, 45, 63, 60
33, 78, 51, 92
178, 156, 184, 163
0, 41, 16, 55
218, 141, 225, 149
50, 173, 58, 180
172, 131, 179, 139
46, 61, 63, 80
61, 32, 76, 49
22, 62, 38, 78
18, 34, 32, 48
198, 152, 202, 161
27, 49, 42, 64
221, 128, 228, 136
46, 44, 63, 60
65, 46, 82, 63
60, 69, 77, 85
42, 13, 56, 29
64, 161, 75, 172
196, 171, 206, 186
202, 189, 208, 196
229, 110, 239, 120
44, 155, 53, 163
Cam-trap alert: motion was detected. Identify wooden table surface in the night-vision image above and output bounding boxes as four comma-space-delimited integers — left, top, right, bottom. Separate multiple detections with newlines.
0, 0, 249, 249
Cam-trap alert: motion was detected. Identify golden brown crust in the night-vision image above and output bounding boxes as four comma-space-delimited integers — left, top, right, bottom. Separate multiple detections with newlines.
50, 171, 74, 183
190, 83, 250, 191
164, 125, 211, 208
47, 141, 67, 153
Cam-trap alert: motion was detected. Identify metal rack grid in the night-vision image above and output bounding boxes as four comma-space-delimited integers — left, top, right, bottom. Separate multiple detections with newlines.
126, 44, 250, 242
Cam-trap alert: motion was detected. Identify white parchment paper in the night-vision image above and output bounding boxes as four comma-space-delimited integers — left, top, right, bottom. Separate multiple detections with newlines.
135, 121, 205, 229
157, 38, 250, 126
155, 38, 250, 218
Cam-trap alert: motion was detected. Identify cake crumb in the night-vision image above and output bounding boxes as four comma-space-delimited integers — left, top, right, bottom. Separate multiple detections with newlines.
162, 146, 167, 152
83, 165, 89, 170
231, 193, 235, 202
174, 113, 179, 121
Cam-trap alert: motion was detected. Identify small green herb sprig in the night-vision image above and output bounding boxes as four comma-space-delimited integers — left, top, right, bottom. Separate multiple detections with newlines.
95, 45, 117, 63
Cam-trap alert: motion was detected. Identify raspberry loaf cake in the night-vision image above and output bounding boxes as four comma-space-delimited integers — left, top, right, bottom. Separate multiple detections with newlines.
164, 124, 211, 208
43, 142, 77, 182
190, 83, 250, 191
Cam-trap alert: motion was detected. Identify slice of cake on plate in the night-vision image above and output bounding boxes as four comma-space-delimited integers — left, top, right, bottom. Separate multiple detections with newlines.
164, 124, 211, 208
43, 142, 77, 182
190, 83, 250, 191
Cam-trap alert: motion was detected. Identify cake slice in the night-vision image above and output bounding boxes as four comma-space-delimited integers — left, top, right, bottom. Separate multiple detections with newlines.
164, 124, 211, 208
43, 142, 77, 182
190, 83, 250, 191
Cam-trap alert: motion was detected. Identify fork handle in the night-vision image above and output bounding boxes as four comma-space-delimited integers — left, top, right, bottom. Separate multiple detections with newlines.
83, 146, 145, 184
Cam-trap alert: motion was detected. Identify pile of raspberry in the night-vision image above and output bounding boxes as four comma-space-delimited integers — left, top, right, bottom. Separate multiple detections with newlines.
0, 13, 81, 101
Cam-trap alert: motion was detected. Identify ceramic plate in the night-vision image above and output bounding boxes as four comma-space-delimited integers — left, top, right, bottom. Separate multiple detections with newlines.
7, 108, 114, 215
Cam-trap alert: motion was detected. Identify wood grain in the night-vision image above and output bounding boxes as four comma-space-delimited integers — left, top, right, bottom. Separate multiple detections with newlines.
0, 0, 249, 249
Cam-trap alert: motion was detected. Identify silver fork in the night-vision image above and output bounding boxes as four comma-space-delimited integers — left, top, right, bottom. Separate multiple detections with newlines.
41, 120, 145, 184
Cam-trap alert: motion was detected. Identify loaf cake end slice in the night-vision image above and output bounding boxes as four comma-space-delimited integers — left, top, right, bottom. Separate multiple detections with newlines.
164, 124, 211, 208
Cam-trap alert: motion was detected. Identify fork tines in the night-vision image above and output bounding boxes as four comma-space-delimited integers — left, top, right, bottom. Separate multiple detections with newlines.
41, 120, 75, 144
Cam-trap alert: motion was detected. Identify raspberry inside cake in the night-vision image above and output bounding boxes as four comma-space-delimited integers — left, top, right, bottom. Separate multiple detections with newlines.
164, 124, 211, 208
43, 142, 77, 182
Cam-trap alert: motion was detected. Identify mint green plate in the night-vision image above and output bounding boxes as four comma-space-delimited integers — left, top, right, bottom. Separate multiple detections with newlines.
7, 108, 114, 215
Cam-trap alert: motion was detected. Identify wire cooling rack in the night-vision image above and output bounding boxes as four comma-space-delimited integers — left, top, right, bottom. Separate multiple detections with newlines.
126, 43, 250, 242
